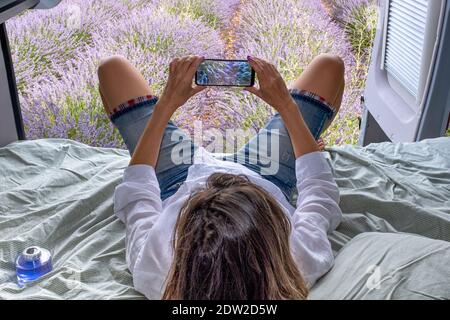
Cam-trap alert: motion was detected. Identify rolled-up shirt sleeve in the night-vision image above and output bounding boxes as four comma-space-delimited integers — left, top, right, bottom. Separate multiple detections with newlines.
114, 165, 162, 274
290, 151, 342, 287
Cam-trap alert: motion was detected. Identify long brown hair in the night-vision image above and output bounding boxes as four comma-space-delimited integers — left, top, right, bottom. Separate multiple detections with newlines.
162, 173, 308, 300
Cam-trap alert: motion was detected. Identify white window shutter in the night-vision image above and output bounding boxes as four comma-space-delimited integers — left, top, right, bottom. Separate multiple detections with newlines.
363, 0, 446, 142
383, 0, 428, 100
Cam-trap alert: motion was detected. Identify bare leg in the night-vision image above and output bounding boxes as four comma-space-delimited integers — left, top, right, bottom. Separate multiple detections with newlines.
97, 55, 196, 200
97, 55, 153, 115
99, 87, 110, 115
291, 53, 345, 133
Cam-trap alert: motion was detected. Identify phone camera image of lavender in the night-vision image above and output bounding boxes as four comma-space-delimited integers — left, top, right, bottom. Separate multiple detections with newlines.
197, 60, 251, 86
197, 70, 209, 86
236, 62, 252, 85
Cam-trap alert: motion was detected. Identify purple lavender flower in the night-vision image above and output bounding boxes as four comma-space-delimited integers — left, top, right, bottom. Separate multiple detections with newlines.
8, 0, 376, 148
9, 0, 226, 148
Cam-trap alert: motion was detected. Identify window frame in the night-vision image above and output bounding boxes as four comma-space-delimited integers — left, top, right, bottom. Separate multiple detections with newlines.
0, 22, 25, 143
360, 0, 449, 145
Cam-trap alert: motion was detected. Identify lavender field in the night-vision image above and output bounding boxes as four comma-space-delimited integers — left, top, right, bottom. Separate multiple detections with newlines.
7, 0, 378, 149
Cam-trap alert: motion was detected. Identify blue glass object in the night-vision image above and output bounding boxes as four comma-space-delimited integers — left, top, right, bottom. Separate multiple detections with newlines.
16, 246, 52, 286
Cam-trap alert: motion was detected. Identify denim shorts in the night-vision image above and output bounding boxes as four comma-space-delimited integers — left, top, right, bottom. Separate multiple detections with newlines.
111, 89, 335, 202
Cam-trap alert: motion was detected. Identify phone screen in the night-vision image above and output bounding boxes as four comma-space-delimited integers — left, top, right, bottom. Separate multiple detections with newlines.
195, 59, 255, 87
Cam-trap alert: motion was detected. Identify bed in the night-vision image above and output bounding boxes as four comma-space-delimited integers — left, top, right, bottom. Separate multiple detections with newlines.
1, 137, 449, 299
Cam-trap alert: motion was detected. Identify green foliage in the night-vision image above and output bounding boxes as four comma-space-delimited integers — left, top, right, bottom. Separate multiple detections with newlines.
165, 0, 220, 29
345, 5, 377, 56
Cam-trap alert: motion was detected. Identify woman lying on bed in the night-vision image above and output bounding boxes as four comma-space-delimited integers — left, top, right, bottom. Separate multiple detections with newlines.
98, 54, 344, 300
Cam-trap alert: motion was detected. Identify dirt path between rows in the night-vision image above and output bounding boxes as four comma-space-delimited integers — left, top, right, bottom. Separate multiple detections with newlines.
221, 0, 246, 59
200, 1, 246, 126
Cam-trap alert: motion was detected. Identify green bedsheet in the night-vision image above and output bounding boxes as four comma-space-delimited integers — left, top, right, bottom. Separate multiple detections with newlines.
0, 137, 449, 299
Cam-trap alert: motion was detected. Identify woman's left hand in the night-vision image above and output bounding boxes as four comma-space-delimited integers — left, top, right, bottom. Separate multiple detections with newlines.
245, 56, 294, 113
158, 56, 206, 112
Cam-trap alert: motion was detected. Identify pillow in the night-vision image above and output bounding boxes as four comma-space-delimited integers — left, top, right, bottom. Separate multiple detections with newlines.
309, 232, 450, 300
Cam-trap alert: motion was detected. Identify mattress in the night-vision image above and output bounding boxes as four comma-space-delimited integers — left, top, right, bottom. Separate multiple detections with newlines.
1, 137, 449, 299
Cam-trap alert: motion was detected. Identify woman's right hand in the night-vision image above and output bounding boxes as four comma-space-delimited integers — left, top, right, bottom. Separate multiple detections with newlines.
245, 56, 296, 112
158, 55, 206, 113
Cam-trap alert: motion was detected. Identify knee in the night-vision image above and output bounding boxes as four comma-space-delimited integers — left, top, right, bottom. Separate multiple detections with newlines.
315, 53, 345, 75
98, 55, 129, 78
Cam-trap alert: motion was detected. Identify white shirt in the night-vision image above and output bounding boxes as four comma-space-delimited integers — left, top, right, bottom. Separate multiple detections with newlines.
114, 148, 342, 299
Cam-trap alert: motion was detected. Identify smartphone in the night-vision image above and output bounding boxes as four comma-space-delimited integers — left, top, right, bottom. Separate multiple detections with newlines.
195, 59, 255, 87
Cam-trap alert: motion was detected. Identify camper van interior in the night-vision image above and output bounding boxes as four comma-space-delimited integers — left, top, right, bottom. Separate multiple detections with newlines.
0, 0, 449, 300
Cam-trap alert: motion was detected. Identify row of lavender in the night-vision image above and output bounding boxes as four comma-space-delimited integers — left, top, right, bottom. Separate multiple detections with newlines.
232, 0, 377, 145
7, 0, 377, 148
